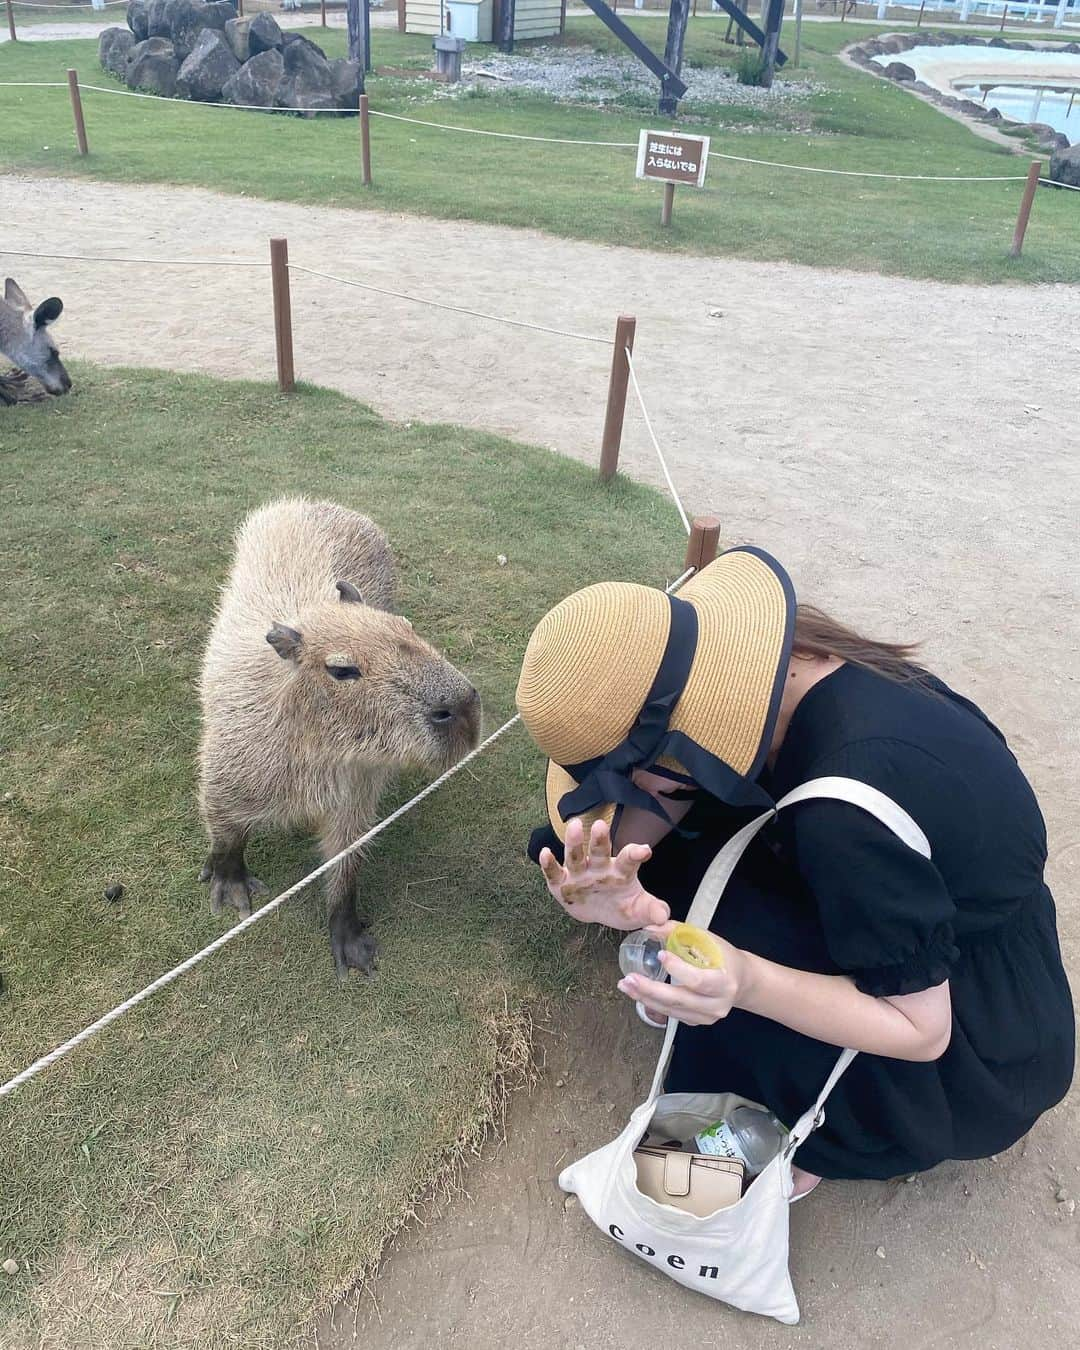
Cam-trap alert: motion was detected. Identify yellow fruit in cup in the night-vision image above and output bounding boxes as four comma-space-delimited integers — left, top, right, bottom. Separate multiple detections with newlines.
665, 923, 726, 970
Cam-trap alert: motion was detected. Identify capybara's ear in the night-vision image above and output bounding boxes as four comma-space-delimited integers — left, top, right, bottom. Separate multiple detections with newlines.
336, 580, 364, 604
266, 623, 303, 661
4, 278, 30, 311
33, 297, 63, 328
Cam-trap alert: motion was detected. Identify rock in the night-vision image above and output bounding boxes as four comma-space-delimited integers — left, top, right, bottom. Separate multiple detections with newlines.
201, 0, 238, 30
883, 62, 916, 83
282, 31, 327, 60
1055, 1184, 1070, 1202
329, 56, 361, 110
104, 883, 124, 902
177, 28, 239, 100
861, 40, 885, 56
982, 107, 1001, 121
989, 36, 1009, 47
2, 1259, 18, 1276
224, 15, 251, 62
127, 39, 179, 96
1009, 41, 1033, 51
875, 1245, 886, 1259
99, 26, 135, 79
1045, 132, 1070, 152
248, 11, 283, 55
876, 37, 906, 56
127, 0, 149, 41
146, 0, 171, 38
957, 99, 987, 117
910, 80, 936, 96
167, 0, 205, 60
222, 47, 284, 107
278, 38, 336, 112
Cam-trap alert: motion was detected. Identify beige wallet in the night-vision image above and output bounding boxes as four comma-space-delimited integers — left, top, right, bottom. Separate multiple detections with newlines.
633, 1145, 745, 1218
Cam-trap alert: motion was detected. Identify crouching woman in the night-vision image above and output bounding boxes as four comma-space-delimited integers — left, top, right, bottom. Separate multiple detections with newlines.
515, 549, 1074, 1195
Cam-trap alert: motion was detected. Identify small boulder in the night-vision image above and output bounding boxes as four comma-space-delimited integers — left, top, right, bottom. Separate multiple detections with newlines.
222, 47, 284, 107
956, 99, 987, 116
224, 15, 251, 62
127, 42, 178, 96
329, 56, 361, 110
146, 0, 171, 37
177, 28, 240, 100
910, 81, 936, 96
278, 38, 335, 112
168, 0, 205, 60
201, 0, 238, 29
282, 31, 327, 60
876, 36, 906, 56
99, 26, 135, 79
883, 62, 916, 83
248, 11, 283, 55
989, 36, 1009, 47
861, 39, 886, 57
1049, 143, 1080, 188
127, 0, 149, 41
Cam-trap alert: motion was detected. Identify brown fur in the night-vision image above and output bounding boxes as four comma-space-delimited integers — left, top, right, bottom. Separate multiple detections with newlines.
198, 497, 481, 976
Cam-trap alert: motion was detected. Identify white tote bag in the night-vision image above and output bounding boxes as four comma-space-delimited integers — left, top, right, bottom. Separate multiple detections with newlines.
559, 776, 932, 1324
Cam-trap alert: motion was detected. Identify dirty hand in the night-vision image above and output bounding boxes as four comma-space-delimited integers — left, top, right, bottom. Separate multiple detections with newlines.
539, 817, 670, 931
616, 920, 750, 1026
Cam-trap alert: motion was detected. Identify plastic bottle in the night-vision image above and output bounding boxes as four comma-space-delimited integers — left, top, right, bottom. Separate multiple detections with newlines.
618, 929, 664, 980
693, 1107, 787, 1176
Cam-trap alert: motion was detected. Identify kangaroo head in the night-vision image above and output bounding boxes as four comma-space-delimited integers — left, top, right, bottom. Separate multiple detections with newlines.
3, 279, 72, 395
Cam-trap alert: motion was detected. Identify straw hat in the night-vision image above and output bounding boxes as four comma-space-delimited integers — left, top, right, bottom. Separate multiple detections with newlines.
515, 547, 795, 842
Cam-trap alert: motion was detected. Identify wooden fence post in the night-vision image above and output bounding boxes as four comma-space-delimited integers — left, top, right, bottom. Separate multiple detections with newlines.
917, 0, 926, 26
600, 315, 636, 482
684, 515, 721, 573
359, 93, 372, 186
67, 70, 88, 156
6, 0, 16, 44
660, 181, 675, 228
321, 0, 327, 24
1009, 160, 1041, 259
269, 238, 295, 393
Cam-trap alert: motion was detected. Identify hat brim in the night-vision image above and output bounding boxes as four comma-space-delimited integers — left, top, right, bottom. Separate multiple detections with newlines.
545, 761, 615, 844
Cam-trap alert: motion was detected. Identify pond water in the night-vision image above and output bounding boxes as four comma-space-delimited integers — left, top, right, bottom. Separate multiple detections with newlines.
873, 43, 1080, 142
955, 81, 1080, 139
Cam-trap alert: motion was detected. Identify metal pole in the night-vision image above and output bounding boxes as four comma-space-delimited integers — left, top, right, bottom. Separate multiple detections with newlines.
684, 516, 721, 573
5, 0, 16, 44
269, 238, 296, 393
67, 69, 88, 156
362, 0, 371, 73
794, 0, 803, 67
917, 0, 926, 27
999, 1, 1008, 30
660, 181, 675, 228
359, 93, 372, 186
600, 315, 636, 481
321, 0, 327, 25
1009, 160, 1041, 259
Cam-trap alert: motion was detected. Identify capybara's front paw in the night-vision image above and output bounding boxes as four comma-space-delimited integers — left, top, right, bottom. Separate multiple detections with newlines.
201, 860, 268, 919
329, 902, 379, 980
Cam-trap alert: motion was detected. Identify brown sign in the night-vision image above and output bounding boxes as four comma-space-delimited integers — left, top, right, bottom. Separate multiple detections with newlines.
636, 131, 710, 189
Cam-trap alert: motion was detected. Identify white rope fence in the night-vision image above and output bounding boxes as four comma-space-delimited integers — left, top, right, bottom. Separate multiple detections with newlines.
0, 79, 1067, 185
0, 246, 270, 267
287, 263, 614, 344
0, 713, 523, 1101
625, 347, 692, 537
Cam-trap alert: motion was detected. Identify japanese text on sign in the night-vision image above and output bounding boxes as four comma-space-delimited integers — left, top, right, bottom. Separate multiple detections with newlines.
635, 130, 711, 189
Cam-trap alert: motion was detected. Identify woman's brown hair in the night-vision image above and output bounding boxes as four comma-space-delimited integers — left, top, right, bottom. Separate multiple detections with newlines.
793, 604, 926, 685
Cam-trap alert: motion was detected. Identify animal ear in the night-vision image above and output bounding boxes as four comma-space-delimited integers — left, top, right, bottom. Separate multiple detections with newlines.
33, 298, 63, 329
5, 278, 31, 312
336, 580, 363, 604
266, 623, 303, 661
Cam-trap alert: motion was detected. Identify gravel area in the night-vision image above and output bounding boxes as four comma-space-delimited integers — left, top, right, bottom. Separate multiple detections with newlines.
463, 47, 817, 109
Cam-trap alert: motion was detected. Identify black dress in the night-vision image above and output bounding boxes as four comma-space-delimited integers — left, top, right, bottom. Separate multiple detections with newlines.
531, 663, 1075, 1181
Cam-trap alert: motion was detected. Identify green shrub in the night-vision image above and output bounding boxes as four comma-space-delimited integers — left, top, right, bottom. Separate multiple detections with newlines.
733, 48, 769, 87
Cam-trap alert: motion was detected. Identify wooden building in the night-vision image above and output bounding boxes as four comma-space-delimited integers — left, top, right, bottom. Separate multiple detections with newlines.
400, 0, 565, 42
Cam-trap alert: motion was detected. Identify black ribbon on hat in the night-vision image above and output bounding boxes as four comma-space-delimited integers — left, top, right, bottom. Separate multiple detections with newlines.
556, 594, 699, 829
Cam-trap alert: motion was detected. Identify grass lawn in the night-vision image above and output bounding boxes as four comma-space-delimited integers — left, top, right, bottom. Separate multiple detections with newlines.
0, 364, 687, 1348
1, 19, 1077, 281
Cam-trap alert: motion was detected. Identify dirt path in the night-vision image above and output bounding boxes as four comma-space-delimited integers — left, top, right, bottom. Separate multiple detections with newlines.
5, 173, 1079, 1346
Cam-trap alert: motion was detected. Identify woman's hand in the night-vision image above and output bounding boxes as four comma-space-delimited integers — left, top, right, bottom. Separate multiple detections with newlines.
539, 817, 670, 931
616, 921, 753, 1025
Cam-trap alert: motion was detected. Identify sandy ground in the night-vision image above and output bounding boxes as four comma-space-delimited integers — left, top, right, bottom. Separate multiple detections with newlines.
4, 174, 1079, 1345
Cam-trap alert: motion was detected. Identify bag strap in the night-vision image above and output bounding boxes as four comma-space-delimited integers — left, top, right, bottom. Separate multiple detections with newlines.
645, 776, 931, 1106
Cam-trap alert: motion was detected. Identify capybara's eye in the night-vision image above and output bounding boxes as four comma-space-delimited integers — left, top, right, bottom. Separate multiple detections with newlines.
327, 664, 362, 682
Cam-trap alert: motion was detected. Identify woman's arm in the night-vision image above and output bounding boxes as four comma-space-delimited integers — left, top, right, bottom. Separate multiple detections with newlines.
619, 930, 953, 1063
